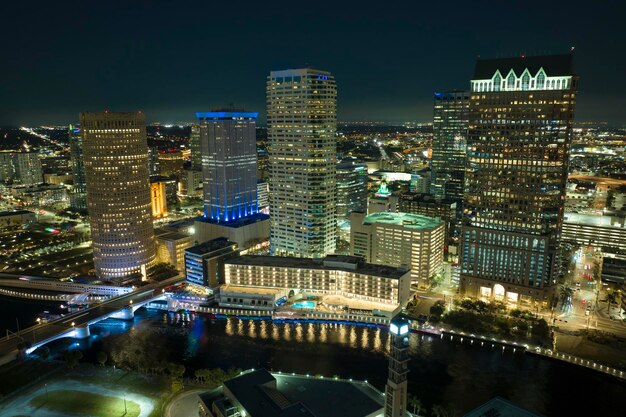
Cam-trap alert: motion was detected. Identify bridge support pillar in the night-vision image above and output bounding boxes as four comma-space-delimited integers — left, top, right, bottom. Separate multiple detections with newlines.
71, 324, 90, 339
110, 306, 134, 320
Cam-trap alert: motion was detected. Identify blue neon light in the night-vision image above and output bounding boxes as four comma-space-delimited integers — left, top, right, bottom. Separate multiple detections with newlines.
195, 112, 258, 120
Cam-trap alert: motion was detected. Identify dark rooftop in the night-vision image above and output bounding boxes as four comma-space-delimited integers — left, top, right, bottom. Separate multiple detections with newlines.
186, 237, 238, 255
0, 210, 34, 217
473, 53, 575, 79
215, 369, 384, 417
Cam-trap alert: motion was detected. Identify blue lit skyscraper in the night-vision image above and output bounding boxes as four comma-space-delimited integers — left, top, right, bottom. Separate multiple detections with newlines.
197, 111, 259, 222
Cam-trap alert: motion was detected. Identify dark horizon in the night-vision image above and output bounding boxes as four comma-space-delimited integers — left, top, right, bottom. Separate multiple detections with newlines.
1, 1, 625, 126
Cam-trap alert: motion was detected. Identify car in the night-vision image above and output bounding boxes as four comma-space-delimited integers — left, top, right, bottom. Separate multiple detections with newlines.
585, 310, 590, 316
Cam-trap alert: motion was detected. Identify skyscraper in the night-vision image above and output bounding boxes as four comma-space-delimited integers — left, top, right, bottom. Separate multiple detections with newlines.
190, 124, 202, 170
10, 152, 43, 186
460, 54, 578, 306
193, 110, 269, 250
336, 160, 368, 219
81, 111, 156, 279
197, 110, 259, 222
267, 68, 337, 257
69, 125, 87, 211
430, 90, 469, 201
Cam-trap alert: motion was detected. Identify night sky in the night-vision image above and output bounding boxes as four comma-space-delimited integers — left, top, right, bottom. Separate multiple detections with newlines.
1, 1, 625, 126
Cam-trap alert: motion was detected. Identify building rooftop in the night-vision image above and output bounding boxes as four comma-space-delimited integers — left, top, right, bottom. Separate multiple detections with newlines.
196, 111, 258, 121
473, 53, 574, 79
399, 192, 457, 206
186, 237, 237, 256
564, 213, 625, 229
363, 212, 442, 230
214, 369, 383, 417
154, 231, 190, 242
462, 397, 543, 417
0, 210, 34, 218
226, 255, 408, 279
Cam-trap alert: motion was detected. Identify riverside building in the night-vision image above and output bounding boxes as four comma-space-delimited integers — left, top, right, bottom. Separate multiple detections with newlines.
459, 54, 578, 306
80, 111, 156, 279
267, 68, 337, 257
351, 211, 445, 288
224, 255, 411, 308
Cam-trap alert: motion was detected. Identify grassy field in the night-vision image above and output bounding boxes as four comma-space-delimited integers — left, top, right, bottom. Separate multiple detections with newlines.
30, 389, 141, 417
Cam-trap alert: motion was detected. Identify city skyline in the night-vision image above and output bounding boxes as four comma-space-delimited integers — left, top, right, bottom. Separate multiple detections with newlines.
1, 2, 625, 126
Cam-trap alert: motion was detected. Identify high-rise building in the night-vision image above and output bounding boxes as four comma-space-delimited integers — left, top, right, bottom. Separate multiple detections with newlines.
150, 181, 167, 218
190, 124, 202, 170
158, 150, 184, 180
198, 111, 258, 221
193, 110, 269, 250
267, 68, 337, 257
430, 91, 469, 201
336, 160, 368, 219
81, 111, 156, 279
460, 54, 578, 306
351, 211, 445, 288
69, 125, 87, 211
2, 152, 43, 186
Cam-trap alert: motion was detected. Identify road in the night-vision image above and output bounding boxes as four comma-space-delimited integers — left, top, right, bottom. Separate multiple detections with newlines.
0, 275, 183, 361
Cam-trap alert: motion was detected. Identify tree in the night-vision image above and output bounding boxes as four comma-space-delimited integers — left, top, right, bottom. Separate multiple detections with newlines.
168, 362, 186, 380
408, 395, 423, 416
63, 350, 83, 369
431, 404, 449, 417
96, 351, 108, 366
36, 346, 50, 360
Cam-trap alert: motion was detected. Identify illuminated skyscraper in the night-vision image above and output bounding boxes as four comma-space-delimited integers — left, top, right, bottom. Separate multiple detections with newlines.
193, 110, 269, 250
430, 90, 469, 201
460, 54, 578, 306
197, 110, 259, 222
267, 68, 337, 257
190, 124, 202, 170
69, 125, 87, 211
81, 111, 156, 279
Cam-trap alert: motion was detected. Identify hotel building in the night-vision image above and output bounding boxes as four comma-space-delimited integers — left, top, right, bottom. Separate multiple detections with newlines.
460, 54, 578, 305
224, 255, 411, 307
267, 68, 337, 257
351, 211, 445, 288
80, 111, 156, 279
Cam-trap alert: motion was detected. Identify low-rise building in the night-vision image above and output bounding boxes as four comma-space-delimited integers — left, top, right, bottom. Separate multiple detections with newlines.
0, 210, 36, 230
217, 285, 286, 311
351, 211, 444, 288
194, 213, 270, 251
198, 369, 385, 417
185, 238, 240, 288
224, 254, 411, 307
155, 230, 192, 271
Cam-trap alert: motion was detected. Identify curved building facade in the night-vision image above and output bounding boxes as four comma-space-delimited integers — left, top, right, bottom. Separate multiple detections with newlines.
81, 111, 156, 279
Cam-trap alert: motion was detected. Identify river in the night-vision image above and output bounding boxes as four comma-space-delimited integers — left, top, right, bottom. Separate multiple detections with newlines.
1, 298, 624, 416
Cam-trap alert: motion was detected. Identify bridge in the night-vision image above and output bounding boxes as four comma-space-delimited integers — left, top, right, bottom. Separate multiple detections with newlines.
0, 275, 184, 366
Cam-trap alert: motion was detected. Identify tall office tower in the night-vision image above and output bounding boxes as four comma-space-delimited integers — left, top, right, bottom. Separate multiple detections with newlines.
80, 111, 156, 279
460, 54, 577, 306
336, 160, 368, 219
385, 314, 409, 417
190, 124, 202, 170
430, 91, 469, 201
69, 125, 87, 211
267, 68, 337, 257
12, 152, 43, 186
198, 110, 258, 221
194, 110, 269, 250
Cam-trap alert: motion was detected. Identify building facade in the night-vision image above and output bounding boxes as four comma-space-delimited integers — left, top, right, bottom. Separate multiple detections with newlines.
430, 91, 470, 201
185, 238, 239, 288
81, 111, 156, 279
69, 125, 88, 211
0, 152, 43, 186
351, 211, 445, 288
336, 160, 368, 219
190, 124, 202, 170
150, 181, 168, 218
197, 111, 259, 222
225, 255, 411, 307
155, 230, 192, 271
267, 68, 337, 257
460, 54, 578, 306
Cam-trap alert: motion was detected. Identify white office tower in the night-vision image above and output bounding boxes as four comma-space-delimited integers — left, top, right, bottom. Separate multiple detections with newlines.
267, 68, 337, 258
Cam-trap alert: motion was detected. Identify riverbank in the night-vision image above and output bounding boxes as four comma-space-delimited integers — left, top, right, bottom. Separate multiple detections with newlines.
555, 329, 626, 370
